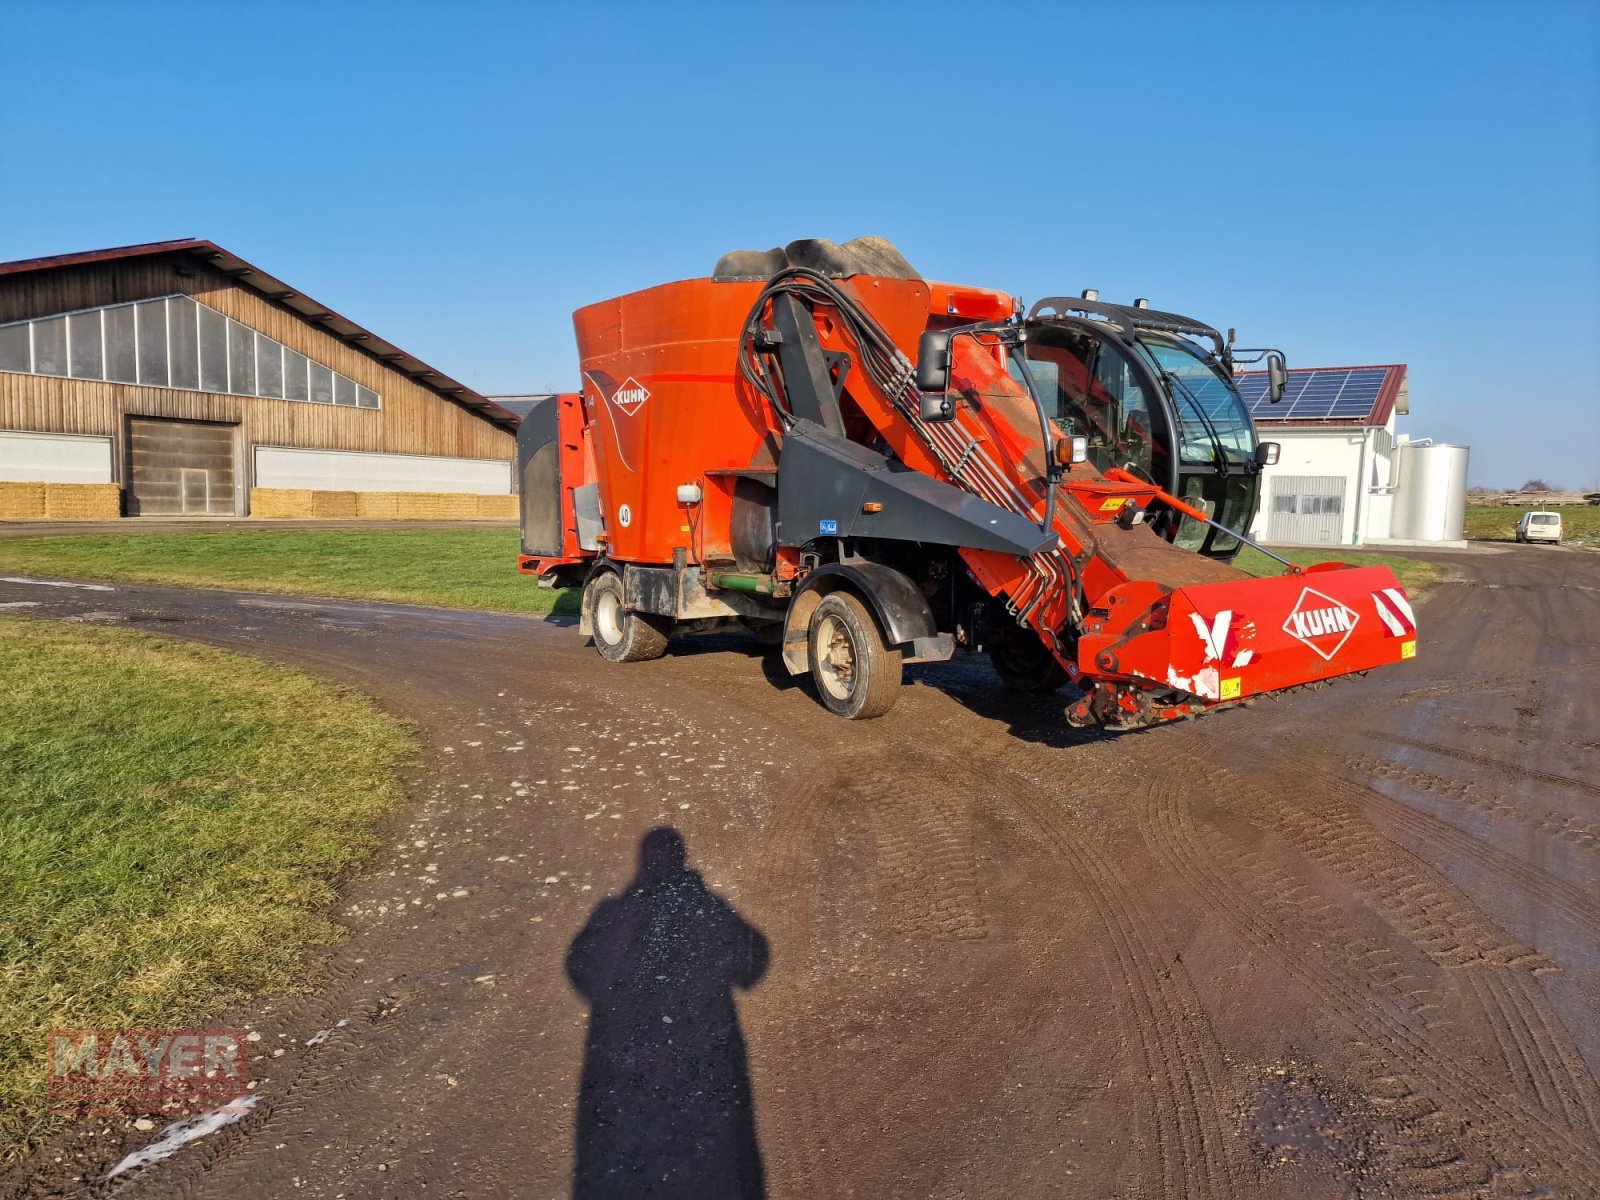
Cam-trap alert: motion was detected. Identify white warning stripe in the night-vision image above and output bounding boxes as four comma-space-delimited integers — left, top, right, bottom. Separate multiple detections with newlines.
1381, 587, 1415, 626
1372, 588, 1415, 637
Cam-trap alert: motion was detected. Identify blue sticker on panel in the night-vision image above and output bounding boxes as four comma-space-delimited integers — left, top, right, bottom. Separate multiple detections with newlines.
819, 519, 838, 535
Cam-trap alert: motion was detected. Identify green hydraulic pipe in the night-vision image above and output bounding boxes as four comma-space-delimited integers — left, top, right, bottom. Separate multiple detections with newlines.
708, 571, 777, 595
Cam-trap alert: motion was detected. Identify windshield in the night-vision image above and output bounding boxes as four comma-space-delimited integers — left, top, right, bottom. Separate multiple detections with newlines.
1135, 335, 1255, 466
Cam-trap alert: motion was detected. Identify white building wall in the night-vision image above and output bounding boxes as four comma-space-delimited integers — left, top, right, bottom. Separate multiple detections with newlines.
1249, 415, 1403, 547
0, 429, 114, 483
1249, 430, 1365, 544
253, 446, 511, 495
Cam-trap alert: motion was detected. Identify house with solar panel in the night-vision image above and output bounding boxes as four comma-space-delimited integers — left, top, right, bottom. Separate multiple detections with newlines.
1235, 363, 1468, 546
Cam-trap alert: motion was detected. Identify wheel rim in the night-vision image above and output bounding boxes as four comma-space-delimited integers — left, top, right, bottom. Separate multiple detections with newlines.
595, 588, 624, 646
816, 614, 857, 700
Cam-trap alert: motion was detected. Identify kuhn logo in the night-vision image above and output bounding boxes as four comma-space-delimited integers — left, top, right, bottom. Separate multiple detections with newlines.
610, 377, 649, 415
1283, 587, 1359, 660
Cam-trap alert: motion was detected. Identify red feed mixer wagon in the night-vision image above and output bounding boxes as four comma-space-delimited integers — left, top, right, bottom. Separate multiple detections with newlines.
517, 238, 1416, 730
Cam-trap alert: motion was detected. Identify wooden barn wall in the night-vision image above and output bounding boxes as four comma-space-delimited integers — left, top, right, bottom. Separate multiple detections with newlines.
0, 254, 512, 465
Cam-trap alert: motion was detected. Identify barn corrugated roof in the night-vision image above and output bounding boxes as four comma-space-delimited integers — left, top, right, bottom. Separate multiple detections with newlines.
0, 239, 519, 433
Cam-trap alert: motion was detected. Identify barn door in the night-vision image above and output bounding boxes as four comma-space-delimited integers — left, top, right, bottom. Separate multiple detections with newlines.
126, 417, 238, 516
1266, 475, 1346, 544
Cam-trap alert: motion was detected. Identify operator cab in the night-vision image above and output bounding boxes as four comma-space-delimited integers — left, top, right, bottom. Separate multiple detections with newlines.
1015, 295, 1280, 560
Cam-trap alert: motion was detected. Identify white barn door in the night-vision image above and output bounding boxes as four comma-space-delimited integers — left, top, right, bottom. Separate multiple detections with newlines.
1266, 475, 1347, 544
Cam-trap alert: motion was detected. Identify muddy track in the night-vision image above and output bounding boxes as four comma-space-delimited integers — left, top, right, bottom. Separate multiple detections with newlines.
2, 542, 1598, 1199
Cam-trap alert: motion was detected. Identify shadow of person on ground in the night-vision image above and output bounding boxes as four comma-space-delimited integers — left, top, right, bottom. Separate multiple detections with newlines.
566, 827, 769, 1199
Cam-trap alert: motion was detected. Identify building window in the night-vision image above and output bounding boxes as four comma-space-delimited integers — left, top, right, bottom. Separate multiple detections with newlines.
0, 323, 27, 373
136, 299, 168, 387
227, 319, 255, 395
105, 305, 137, 383
33, 316, 67, 377
0, 294, 381, 411
68, 311, 102, 379
169, 296, 199, 390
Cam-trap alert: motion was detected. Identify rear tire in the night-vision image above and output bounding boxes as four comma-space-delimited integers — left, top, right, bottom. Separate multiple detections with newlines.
807, 591, 901, 719
585, 571, 670, 663
988, 627, 1069, 692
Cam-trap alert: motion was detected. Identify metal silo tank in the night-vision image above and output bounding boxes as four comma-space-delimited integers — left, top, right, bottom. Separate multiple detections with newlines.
1392, 442, 1469, 541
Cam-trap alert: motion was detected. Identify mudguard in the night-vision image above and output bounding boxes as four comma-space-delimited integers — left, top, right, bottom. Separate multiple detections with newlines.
780, 562, 951, 675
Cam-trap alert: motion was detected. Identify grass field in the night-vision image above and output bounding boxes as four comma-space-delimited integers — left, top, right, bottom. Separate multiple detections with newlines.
1463, 504, 1600, 550
0, 526, 1446, 609
0, 528, 576, 615
1233, 545, 1440, 593
0, 618, 413, 1159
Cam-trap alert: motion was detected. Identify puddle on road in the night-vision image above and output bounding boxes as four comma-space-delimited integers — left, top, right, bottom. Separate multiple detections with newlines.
1248, 1066, 1376, 1192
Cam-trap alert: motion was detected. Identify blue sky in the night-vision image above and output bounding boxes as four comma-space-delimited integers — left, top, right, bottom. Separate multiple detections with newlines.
3, 1, 1595, 488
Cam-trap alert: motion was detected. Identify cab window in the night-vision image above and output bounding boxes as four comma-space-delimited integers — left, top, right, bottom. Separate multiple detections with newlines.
1014, 329, 1158, 479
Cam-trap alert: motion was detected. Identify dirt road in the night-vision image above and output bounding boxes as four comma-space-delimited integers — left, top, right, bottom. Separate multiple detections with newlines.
4, 543, 1597, 1199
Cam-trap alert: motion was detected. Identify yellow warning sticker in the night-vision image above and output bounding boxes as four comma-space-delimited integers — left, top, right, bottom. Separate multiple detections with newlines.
1100, 497, 1126, 512
1401, 640, 1417, 659
1220, 677, 1242, 700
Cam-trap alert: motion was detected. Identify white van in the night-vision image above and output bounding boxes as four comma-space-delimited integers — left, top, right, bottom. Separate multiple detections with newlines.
1516, 511, 1563, 544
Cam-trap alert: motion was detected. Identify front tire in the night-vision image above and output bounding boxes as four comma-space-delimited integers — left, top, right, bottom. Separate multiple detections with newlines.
807, 591, 901, 719
584, 571, 669, 663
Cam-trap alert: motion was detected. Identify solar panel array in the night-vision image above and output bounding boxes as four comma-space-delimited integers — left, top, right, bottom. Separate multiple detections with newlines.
1236, 366, 1392, 422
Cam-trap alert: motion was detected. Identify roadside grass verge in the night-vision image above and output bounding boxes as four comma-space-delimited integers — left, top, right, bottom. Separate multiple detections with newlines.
0, 617, 413, 1160
1463, 504, 1600, 550
0, 528, 578, 615
1233, 546, 1440, 594
0, 526, 1445, 608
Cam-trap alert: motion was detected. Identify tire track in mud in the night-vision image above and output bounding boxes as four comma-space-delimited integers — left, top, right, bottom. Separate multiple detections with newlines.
1368, 731, 1600, 799
762, 752, 989, 943
1169, 733, 1600, 1144
760, 747, 1250, 1199
748, 770, 840, 1200
985, 766, 1251, 1199
1132, 769, 1600, 1197
1342, 750, 1600, 913
1188, 744, 1557, 975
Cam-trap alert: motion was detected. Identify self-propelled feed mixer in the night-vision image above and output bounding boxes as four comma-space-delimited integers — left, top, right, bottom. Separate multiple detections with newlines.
517, 237, 1416, 730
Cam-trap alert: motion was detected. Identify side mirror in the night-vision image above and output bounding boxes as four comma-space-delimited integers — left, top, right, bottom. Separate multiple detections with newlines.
920, 393, 955, 421
1255, 441, 1280, 467
916, 330, 952, 394
1266, 351, 1288, 404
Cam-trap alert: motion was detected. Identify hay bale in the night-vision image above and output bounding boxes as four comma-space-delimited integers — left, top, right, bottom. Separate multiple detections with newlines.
42, 484, 121, 519
251, 488, 315, 519
355, 492, 401, 519
310, 490, 360, 519
475, 495, 516, 519
393, 492, 443, 520
0, 483, 47, 519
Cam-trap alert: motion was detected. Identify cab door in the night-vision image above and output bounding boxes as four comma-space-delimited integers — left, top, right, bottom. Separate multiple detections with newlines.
1018, 327, 1163, 484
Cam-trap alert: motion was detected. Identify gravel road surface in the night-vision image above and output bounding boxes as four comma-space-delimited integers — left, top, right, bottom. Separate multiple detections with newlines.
3, 543, 1596, 1199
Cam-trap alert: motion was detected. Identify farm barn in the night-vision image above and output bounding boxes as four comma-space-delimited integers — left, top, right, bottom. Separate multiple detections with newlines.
0, 239, 518, 519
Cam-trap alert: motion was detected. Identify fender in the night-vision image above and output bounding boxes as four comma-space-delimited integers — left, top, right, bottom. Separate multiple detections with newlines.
780, 562, 953, 675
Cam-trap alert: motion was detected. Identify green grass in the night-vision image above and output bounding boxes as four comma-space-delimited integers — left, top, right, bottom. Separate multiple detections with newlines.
1233, 545, 1441, 593
0, 526, 1447, 609
0, 528, 578, 615
1462, 504, 1600, 550
0, 618, 414, 1159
